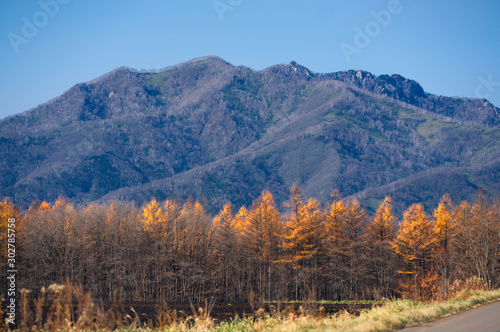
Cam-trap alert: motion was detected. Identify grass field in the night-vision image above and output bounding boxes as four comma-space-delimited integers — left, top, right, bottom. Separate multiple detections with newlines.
209, 289, 500, 332
8, 285, 500, 332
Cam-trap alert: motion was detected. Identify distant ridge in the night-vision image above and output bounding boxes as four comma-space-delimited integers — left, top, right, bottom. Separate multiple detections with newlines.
0, 56, 498, 213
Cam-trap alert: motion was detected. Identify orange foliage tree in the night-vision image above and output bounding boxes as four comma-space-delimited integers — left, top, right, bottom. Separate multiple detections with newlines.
243, 190, 284, 301
8, 187, 498, 303
392, 203, 438, 299
365, 197, 398, 298
282, 185, 323, 300
432, 194, 456, 298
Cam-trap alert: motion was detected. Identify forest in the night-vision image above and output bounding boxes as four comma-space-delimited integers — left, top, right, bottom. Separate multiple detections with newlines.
0, 187, 498, 307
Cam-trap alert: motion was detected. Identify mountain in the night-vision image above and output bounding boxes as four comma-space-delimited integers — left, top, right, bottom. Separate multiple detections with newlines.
0, 56, 498, 213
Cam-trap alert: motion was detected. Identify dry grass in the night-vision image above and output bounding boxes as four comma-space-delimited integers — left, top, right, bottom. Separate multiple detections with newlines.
12, 280, 139, 332
7, 278, 500, 331
267, 288, 500, 332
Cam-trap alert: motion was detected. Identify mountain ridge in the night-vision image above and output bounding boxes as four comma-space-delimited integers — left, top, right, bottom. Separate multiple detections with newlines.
1, 56, 498, 213
4, 56, 496, 128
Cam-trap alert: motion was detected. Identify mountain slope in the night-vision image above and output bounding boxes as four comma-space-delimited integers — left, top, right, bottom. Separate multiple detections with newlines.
0, 56, 498, 213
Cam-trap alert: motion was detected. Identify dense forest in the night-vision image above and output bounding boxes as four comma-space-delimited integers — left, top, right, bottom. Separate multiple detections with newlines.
1, 188, 498, 305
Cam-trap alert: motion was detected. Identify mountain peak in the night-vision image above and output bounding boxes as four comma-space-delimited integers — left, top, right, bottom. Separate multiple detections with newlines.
260, 60, 314, 80
87, 66, 137, 84
183, 55, 232, 67
1, 55, 498, 213
289, 60, 313, 77
329, 69, 427, 104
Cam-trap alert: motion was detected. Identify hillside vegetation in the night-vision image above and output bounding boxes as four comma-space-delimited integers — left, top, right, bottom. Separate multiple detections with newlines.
0, 56, 498, 213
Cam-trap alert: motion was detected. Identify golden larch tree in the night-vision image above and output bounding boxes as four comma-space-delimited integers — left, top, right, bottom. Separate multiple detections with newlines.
213, 202, 240, 301
142, 199, 166, 240
322, 192, 348, 300
392, 203, 438, 299
433, 194, 456, 298
244, 190, 283, 300
365, 197, 398, 298
282, 185, 323, 299
434, 194, 455, 250
342, 200, 368, 299
392, 203, 437, 273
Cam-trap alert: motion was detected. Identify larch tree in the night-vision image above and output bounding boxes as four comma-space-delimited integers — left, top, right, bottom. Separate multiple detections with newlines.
392, 203, 438, 299
232, 205, 248, 238
322, 193, 348, 300
282, 185, 304, 299
212, 202, 240, 301
104, 201, 142, 301
365, 197, 398, 298
141, 199, 167, 300
80, 203, 109, 299
20, 198, 79, 292
282, 185, 323, 299
231, 205, 251, 300
142, 199, 166, 240
282, 185, 305, 265
243, 190, 284, 301
174, 200, 214, 302
454, 193, 499, 288
433, 194, 456, 298
161, 199, 181, 283
434, 194, 455, 250
11, 189, 498, 304
342, 200, 368, 299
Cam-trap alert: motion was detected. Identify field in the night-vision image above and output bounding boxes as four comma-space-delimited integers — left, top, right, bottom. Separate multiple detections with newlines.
108, 301, 377, 324
6, 283, 500, 332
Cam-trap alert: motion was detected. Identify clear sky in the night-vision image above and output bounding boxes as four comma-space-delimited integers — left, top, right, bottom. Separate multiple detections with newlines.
1, 0, 499, 119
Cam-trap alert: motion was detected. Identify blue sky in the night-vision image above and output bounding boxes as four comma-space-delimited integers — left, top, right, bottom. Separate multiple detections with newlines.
1, 0, 499, 119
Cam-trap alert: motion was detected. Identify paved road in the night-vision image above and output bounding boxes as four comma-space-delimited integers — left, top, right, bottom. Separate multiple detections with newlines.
399, 301, 500, 332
